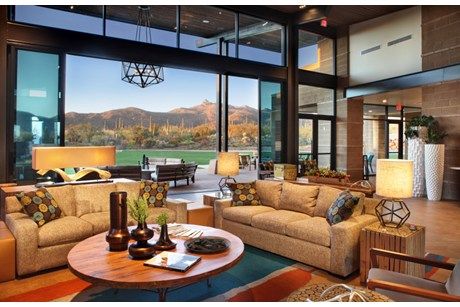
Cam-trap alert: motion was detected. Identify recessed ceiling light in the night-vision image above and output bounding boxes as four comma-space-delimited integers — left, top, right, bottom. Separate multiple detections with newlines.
218, 11, 222, 15
382, 99, 387, 103
262, 21, 268, 26
246, 41, 251, 45
299, 5, 307, 9
369, 110, 373, 113
70, 5, 74, 9
202, 20, 210, 24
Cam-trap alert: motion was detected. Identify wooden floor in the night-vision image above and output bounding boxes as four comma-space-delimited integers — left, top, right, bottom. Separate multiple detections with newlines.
0, 195, 459, 300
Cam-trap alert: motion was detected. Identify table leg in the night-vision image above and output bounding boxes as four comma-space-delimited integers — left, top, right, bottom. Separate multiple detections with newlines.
157, 288, 168, 302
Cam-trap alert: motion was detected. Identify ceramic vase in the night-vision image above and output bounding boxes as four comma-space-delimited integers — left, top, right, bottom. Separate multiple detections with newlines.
128, 222, 156, 259
408, 138, 426, 197
424, 144, 445, 201
154, 224, 176, 250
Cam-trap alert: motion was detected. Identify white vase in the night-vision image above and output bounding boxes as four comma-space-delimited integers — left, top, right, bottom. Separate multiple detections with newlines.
408, 138, 425, 197
424, 144, 445, 201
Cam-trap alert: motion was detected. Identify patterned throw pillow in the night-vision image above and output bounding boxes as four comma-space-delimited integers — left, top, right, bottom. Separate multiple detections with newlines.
228, 182, 261, 206
16, 188, 62, 227
139, 180, 169, 208
326, 190, 359, 225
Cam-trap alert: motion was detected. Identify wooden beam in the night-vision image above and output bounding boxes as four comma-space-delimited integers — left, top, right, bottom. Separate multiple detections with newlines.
5, 22, 287, 81
219, 5, 290, 25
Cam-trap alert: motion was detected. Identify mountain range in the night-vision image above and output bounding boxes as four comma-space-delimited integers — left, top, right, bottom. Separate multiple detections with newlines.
65, 100, 258, 130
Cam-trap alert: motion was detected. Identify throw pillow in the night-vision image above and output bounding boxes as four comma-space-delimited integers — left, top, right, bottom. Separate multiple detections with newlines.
140, 180, 169, 207
228, 182, 261, 206
326, 190, 359, 225
16, 188, 62, 227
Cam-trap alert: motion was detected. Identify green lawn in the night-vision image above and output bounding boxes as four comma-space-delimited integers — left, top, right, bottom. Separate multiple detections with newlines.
116, 149, 253, 166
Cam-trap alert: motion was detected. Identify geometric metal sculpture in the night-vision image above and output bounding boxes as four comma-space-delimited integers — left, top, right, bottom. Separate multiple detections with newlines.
121, 6, 164, 88
375, 198, 410, 228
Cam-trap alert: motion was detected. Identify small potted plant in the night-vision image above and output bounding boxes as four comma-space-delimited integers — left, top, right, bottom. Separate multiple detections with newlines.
154, 212, 176, 250
127, 197, 155, 259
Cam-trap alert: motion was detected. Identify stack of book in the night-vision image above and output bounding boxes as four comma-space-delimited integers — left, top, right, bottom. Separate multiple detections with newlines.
154, 224, 203, 238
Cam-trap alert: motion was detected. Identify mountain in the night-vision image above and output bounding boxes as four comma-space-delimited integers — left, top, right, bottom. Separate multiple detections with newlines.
65, 100, 258, 130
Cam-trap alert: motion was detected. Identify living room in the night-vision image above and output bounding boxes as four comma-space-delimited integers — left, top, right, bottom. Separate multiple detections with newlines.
0, 1, 459, 304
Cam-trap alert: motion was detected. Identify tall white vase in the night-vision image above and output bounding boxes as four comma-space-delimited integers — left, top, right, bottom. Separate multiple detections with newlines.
424, 144, 445, 201
408, 138, 426, 197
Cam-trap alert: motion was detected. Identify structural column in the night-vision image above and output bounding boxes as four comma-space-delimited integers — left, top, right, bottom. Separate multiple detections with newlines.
0, 6, 8, 183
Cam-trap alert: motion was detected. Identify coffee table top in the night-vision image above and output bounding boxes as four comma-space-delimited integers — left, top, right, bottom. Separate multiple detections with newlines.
67, 224, 244, 289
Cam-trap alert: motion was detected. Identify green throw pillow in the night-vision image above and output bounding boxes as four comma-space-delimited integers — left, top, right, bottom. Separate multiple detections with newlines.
326, 190, 359, 225
16, 188, 62, 227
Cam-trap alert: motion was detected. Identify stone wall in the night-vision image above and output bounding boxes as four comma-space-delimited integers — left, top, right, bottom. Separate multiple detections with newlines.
421, 6, 460, 200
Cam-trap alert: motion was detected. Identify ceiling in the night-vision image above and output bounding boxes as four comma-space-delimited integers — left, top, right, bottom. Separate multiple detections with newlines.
363, 87, 422, 108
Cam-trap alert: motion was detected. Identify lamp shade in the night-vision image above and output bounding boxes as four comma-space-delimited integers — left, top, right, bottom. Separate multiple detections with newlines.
376, 159, 414, 198
217, 152, 240, 177
32, 146, 116, 170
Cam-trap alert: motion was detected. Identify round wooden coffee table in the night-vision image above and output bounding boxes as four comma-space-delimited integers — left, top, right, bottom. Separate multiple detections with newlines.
67, 224, 244, 301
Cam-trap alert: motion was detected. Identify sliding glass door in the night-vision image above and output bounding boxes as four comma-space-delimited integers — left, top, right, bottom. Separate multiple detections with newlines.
13, 49, 63, 182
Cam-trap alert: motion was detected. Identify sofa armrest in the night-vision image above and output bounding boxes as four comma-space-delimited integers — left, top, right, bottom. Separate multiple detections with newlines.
165, 198, 188, 224
214, 199, 232, 229
329, 214, 378, 276
5, 212, 39, 276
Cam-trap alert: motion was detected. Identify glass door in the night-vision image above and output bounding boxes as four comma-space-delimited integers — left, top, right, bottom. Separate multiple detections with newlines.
298, 115, 334, 169
13, 49, 63, 182
298, 118, 313, 161
387, 121, 403, 159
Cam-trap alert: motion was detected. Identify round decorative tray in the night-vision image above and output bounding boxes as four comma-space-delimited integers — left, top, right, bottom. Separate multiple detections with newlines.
184, 236, 231, 254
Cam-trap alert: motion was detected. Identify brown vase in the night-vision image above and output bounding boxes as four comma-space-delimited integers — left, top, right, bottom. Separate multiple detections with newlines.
106, 192, 130, 251
128, 222, 156, 259
154, 224, 177, 250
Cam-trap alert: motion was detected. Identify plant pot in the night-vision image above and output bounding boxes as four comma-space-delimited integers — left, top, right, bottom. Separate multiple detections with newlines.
408, 138, 426, 197
106, 192, 130, 251
154, 224, 177, 251
424, 144, 445, 201
128, 222, 155, 259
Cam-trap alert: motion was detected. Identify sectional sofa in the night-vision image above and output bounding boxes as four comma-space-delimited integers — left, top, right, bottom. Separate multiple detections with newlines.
4, 180, 188, 276
214, 180, 379, 277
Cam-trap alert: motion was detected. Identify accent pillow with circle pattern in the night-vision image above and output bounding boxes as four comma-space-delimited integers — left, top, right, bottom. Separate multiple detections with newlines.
16, 188, 62, 227
326, 190, 359, 225
139, 180, 169, 207
228, 182, 261, 206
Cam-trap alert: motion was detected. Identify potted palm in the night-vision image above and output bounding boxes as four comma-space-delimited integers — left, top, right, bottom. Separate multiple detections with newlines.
127, 197, 155, 259
154, 212, 176, 250
424, 118, 447, 201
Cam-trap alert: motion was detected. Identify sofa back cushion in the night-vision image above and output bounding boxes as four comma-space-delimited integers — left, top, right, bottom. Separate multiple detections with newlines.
46, 185, 76, 217
116, 181, 141, 202
314, 185, 365, 218
279, 182, 319, 216
255, 180, 283, 209
73, 183, 117, 217
5, 196, 23, 214
363, 198, 379, 216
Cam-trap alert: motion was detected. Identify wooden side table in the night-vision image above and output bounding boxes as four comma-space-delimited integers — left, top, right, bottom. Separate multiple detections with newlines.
0, 221, 16, 282
187, 203, 214, 227
360, 222, 425, 284
202, 192, 232, 207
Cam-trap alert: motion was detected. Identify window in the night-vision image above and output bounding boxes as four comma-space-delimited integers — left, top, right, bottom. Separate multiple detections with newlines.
298, 30, 334, 75
260, 81, 283, 162
106, 5, 177, 48
298, 85, 334, 116
238, 14, 284, 66
180, 6, 235, 55
14, 5, 103, 35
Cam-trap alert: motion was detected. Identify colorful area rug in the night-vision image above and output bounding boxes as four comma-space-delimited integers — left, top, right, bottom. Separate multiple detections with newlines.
424, 253, 457, 283
2, 247, 456, 302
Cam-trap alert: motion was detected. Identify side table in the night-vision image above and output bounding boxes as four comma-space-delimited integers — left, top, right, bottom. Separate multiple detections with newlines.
0, 221, 16, 282
202, 192, 231, 207
187, 203, 214, 227
360, 222, 425, 284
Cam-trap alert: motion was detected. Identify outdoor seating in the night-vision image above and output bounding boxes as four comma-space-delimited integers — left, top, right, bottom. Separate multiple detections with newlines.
151, 163, 198, 187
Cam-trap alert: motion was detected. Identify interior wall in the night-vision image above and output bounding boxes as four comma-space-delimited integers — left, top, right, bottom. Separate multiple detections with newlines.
349, 6, 422, 85
421, 6, 460, 200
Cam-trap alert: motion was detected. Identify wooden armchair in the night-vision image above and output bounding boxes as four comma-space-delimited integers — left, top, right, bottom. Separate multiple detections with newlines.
367, 248, 460, 302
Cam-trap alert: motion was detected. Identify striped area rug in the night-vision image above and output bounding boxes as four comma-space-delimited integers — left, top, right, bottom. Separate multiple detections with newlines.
1, 246, 356, 302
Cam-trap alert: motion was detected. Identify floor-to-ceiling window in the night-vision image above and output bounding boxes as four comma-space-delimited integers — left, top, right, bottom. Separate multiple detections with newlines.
260, 81, 283, 163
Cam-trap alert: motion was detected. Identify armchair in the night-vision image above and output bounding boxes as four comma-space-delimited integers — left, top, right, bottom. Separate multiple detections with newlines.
367, 248, 460, 302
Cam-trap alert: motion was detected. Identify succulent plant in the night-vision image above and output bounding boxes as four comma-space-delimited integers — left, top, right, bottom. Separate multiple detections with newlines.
156, 212, 169, 226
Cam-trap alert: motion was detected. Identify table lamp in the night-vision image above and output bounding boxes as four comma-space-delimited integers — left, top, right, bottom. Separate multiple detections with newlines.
217, 152, 239, 194
32, 146, 116, 185
375, 159, 414, 228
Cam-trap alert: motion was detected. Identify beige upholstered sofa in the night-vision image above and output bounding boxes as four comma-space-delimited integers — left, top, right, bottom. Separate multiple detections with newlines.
4, 180, 188, 276
214, 180, 379, 277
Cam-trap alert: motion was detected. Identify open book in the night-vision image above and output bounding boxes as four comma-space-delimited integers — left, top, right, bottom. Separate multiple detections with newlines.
144, 251, 201, 272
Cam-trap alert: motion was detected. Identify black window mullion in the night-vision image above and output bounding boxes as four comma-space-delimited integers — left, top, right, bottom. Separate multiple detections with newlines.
176, 5, 180, 48
235, 12, 239, 59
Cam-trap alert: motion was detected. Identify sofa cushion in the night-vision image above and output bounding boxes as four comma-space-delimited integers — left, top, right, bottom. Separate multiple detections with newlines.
314, 186, 364, 218
279, 182, 319, 216
286, 217, 331, 247
222, 206, 275, 225
116, 181, 141, 203
80, 212, 110, 235
251, 210, 310, 235
16, 188, 62, 227
73, 183, 117, 217
46, 185, 76, 217
255, 180, 282, 209
38, 216, 93, 247
228, 182, 261, 206
326, 190, 359, 225
140, 180, 169, 208
5, 196, 23, 214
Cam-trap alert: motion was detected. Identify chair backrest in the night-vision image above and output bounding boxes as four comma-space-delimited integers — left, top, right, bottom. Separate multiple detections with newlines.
155, 164, 180, 181
446, 262, 460, 296
165, 158, 183, 164
148, 158, 166, 165
182, 163, 198, 177
106, 165, 141, 180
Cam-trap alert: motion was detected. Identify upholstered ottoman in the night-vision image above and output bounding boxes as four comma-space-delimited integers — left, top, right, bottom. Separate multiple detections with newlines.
0, 221, 16, 281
